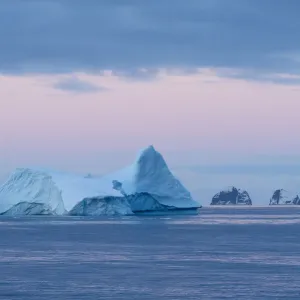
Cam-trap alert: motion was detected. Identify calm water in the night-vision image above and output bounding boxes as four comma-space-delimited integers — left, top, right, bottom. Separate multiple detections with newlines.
1, 207, 300, 299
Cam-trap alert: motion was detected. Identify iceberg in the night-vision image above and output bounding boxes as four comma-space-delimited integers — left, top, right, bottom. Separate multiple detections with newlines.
0, 167, 124, 215
102, 145, 200, 211
0, 168, 66, 215
0, 145, 200, 216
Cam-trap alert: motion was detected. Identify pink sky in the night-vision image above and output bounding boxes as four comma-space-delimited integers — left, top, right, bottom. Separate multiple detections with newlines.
1, 69, 300, 177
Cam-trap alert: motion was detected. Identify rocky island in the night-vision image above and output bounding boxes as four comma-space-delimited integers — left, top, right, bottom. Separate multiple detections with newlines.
269, 189, 300, 205
211, 187, 252, 205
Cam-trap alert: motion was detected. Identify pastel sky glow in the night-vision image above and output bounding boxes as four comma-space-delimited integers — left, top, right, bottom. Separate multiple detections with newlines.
1, 70, 300, 169
1, 0, 300, 199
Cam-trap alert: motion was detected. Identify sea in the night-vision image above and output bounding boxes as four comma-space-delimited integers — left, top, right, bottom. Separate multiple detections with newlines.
1, 207, 300, 299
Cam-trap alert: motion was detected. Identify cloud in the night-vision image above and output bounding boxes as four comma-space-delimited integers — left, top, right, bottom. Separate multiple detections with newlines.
216, 69, 300, 86
0, 0, 300, 77
111, 68, 159, 81
53, 77, 107, 93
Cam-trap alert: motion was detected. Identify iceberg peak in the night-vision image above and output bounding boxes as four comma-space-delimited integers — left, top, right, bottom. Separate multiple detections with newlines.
135, 145, 160, 162
142, 144, 156, 153
135, 145, 168, 179
102, 145, 200, 210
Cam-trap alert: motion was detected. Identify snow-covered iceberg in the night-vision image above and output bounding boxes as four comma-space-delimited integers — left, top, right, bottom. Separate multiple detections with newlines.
70, 145, 200, 214
0, 168, 66, 215
0, 145, 200, 216
269, 189, 300, 205
103, 145, 200, 212
210, 187, 252, 205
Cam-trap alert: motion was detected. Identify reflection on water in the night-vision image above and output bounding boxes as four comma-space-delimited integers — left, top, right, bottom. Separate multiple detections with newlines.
0, 207, 300, 299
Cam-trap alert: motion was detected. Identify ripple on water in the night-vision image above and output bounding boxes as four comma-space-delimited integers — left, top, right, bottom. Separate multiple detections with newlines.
0, 207, 300, 299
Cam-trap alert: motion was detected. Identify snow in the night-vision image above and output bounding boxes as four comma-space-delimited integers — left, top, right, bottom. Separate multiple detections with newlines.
0, 168, 66, 215
104, 145, 199, 209
0, 145, 200, 215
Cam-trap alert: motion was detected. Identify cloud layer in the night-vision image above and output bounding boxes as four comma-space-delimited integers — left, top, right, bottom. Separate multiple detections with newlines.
1, 0, 300, 75
53, 76, 106, 93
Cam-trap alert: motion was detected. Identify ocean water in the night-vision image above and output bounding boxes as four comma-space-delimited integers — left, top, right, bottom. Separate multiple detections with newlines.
1, 207, 300, 299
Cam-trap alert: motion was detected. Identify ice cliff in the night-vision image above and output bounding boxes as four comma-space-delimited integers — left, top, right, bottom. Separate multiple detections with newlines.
69, 196, 133, 216
0, 202, 57, 216
0, 145, 200, 216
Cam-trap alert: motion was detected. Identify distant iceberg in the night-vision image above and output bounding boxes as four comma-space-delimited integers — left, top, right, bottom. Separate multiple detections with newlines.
0, 145, 201, 216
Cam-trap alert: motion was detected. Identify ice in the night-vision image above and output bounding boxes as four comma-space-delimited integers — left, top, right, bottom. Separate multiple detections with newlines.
0, 202, 57, 216
126, 192, 168, 212
0, 168, 66, 215
104, 145, 200, 209
0, 145, 200, 215
69, 196, 133, 216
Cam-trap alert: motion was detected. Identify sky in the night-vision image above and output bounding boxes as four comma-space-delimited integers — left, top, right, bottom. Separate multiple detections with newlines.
1, 1, 300, 201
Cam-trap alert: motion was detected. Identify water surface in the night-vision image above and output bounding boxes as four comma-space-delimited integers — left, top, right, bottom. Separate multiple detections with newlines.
0, 207, 300, 299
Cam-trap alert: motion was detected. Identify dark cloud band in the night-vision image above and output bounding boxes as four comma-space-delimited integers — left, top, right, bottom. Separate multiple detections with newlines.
0, 0, 300, 75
